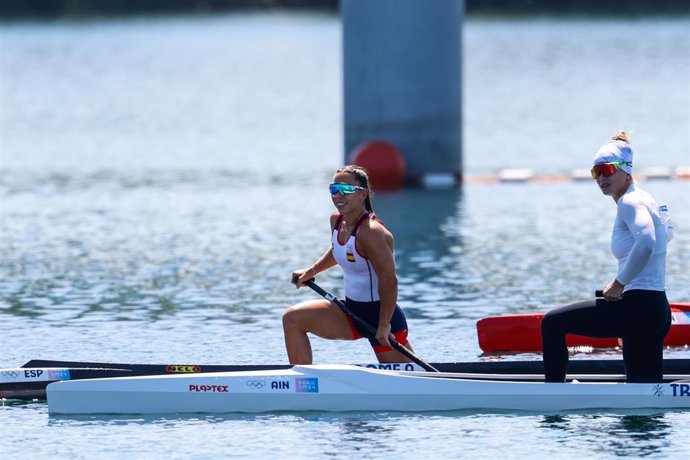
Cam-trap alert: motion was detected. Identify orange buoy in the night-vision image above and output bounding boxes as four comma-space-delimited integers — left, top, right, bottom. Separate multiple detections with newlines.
350, 141, 406, 191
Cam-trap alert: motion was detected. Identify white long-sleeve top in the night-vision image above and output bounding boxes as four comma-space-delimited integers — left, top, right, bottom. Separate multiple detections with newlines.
611, 184, 667, 291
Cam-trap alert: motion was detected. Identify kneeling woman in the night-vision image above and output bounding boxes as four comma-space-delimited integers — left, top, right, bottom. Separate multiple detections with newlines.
283, 165, 414, 364
542, 132, 672, 383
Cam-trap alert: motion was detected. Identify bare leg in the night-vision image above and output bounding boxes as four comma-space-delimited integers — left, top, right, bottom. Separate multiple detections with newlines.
282, 299, 355, 364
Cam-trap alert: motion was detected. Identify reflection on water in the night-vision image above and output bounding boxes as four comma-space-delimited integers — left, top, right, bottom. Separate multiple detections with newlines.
41, 409, 685, 459
376, 188, 469, 318
609, 415, 671, 456
540, 413, 673, 458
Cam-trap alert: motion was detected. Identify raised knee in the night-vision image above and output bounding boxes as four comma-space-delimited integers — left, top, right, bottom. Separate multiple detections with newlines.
282, 305, 301, 328
541, 310, 557, 333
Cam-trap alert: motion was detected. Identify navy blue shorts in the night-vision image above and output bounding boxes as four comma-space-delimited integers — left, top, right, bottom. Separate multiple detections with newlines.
343, 298, 409, 352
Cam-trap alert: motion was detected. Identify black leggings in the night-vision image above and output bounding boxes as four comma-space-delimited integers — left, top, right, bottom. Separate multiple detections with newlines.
541, 290, 671, 382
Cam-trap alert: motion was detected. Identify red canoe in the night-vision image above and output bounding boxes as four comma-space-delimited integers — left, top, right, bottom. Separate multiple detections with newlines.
477, 302, 690, 352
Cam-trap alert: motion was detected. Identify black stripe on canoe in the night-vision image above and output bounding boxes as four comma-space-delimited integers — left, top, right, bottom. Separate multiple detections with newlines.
21, 358, 690, 375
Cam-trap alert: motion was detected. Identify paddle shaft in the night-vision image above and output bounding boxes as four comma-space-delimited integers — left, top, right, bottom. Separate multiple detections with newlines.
298, 277, 439, 372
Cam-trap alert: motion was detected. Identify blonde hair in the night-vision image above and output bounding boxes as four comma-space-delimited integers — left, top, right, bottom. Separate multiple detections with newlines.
610, 131, 636, 183
611, 130, 630, 144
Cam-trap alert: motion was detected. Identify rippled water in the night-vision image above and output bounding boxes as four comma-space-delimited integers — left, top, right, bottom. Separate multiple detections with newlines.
1, 11, 689, 459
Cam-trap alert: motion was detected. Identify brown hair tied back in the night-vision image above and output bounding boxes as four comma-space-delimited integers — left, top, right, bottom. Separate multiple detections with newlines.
336, 164, 374, 213
612, 131, 630, 144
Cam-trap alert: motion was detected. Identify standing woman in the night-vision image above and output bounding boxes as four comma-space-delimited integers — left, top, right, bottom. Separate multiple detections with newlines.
541, 131, 673, 383
283, 165, 414, 364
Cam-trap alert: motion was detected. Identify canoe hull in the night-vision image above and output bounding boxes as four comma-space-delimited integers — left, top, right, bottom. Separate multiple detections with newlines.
478, 303, 690, 352
47, 365, 690, 414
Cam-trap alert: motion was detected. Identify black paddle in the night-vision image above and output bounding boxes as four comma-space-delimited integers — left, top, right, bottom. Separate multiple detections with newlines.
292, 275, 439, 372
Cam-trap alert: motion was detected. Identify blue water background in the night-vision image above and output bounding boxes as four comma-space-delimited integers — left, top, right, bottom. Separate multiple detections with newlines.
1, 12, 689, 459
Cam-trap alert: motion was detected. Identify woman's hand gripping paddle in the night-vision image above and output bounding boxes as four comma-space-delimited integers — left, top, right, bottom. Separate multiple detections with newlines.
292, 275, 439, 372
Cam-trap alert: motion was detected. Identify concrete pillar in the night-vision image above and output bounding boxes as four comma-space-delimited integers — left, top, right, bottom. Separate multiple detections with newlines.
342, 0, 463, 186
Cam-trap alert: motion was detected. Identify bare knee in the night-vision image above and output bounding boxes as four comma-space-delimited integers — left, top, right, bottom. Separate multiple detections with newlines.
282, 305, 303, 330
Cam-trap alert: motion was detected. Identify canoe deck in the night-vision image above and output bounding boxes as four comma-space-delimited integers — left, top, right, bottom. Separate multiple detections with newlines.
4, 358, 690, 401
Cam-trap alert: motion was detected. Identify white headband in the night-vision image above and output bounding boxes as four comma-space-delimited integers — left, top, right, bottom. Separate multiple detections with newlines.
593, 140, 633, 175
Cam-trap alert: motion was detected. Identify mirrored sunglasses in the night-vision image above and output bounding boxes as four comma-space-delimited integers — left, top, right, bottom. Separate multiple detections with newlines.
329, 183, 367, 196
590, 162, 631, 180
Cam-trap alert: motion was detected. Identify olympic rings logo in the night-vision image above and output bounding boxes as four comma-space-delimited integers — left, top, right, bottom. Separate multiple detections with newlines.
245, 380, 266, 389
1, 370, 20, 378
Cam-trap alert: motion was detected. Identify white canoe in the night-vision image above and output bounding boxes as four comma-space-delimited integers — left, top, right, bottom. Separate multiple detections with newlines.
46, 365, 690, 414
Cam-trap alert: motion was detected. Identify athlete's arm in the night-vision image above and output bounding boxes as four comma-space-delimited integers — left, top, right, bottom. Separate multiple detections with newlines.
617, 200, 656, 285
605, 199, 656, 301
292, 213, 340, 287
357, 221, 398, 346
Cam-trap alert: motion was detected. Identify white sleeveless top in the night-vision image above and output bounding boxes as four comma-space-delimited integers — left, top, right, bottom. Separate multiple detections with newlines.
331, 213, 381, 302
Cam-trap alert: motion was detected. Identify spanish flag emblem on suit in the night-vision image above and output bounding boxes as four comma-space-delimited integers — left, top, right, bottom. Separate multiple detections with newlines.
346, 252, 356, 262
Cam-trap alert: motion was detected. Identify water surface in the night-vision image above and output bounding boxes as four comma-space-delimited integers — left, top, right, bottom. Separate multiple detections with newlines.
1, 12, 689, 459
